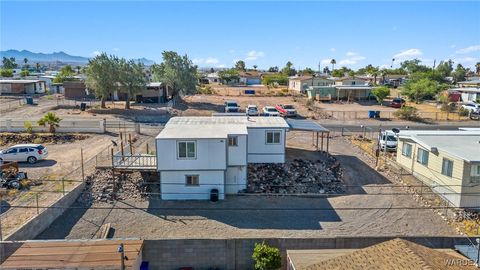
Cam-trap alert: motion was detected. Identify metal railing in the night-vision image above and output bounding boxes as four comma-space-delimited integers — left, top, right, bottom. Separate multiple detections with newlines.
112, 154, 156, 169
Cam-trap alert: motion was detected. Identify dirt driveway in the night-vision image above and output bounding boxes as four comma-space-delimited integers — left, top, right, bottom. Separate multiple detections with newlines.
37, 134, 456, 240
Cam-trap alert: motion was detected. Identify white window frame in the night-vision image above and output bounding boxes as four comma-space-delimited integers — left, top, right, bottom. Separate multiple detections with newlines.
402, 142, 412, 158
177, 141, 196, 159
265, 130, 281, 145
228, 136, 238, 147
441, 158, 453, 177
471, 164, 480, 184
185, 175, 199, 186
416, 148, 429, 166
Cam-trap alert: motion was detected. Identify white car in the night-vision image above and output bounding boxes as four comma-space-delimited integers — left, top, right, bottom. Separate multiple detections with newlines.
462, 103, 480, 113
246, 105, 259, 116
0, 144, 48, 164
379, 131, 398, 152
263, 106, 280, 116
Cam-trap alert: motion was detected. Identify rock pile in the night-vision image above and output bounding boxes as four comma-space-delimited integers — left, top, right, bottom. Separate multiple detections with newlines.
78, 169, 159, 204
0, 133, 89, 146
247, 156, 344, 194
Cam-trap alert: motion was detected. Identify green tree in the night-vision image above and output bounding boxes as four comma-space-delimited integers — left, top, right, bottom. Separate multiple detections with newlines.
252, 242, 281, 270
118, 59, 147, 109
76, 65, 82, 74
37, 112, 62, 133
23, 58, 28, 69
20, 70, 29, 77
2, 57, 17, 69
394, 106, 419, 121
452, 64, 467, 83
262, 74, 288, 85
85, 53, 119, 108
436, 60, 453, 78
53, 65, 76, 83
0, 69, 14, 77
476, 62, 480, 75
35, 62, 41, 72
151, 51, 198, 97
400, 59, 430, 74
331, 69, 344, 77
281, 61, 296, 76
268, 66, 279, 72
218, 69, 239, 85
401, 78, 440, 102
330, 59, 336, 72
300, 67, 315, 75
253, 65, 258, 70
235, 60, 246, 71
372, 86, 390, 104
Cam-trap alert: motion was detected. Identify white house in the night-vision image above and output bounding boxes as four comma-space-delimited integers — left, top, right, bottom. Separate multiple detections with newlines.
155, 116, 289, 200
288, 75, 332, 92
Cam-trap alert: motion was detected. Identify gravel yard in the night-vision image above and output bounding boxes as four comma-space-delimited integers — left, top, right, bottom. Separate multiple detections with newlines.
37, 135, 457, 240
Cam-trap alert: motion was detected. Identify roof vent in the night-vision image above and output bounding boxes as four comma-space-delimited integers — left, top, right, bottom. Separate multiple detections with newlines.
431, 147, 439, 155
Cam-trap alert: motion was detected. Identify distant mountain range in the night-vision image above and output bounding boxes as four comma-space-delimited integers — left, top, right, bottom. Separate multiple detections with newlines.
0, 50, 155, 66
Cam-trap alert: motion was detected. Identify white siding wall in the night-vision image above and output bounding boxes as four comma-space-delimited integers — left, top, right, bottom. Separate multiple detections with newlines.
226, 166, 247, 194
156, 138, 227, 171
161, 170, 225, 200
228, 135, 247, 166
247, 128, 286, 163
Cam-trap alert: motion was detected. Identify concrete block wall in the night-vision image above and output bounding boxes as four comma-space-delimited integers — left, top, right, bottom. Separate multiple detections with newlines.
142, 236, 470, 270
5, 182, 85, 241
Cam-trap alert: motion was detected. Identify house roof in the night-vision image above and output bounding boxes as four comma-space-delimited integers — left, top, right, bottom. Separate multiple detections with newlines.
448, 87, 480, 93
297, 238, 474, 270
0, 79, 41, 84
289, 76, 331, 82
238, 71, 261, 78
156, 116, 288, 139
0, 239, 144, 270
398, 130, 480, 162
458, 80, 480, 85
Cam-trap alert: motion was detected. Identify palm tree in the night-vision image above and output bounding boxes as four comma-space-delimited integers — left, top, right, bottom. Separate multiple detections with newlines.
76, 65, 81, 74
37, 112, 62, 133
476, 62, 480, 75
380, 69, 387, 84
253, 65, 258, 70
35, 62, 40, 72
330, 59, 336, 72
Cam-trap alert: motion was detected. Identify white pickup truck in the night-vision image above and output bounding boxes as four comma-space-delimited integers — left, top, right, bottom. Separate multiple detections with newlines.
379, 131, 398, 152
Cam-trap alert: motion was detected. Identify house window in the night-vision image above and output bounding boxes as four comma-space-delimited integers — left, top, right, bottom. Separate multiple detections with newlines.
351, 81, 356, 85
402, 143, 412, 158
441, 158, 454, 177
177, 141, 196, 159
185, 175, 199, 186
471, 165, 480, 184
416, 148, 429, 166
228, 136, 238, 147
266, 131, 281, 144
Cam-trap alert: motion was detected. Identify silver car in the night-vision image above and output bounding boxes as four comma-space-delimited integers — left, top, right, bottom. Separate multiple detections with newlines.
0, 144, 48, 164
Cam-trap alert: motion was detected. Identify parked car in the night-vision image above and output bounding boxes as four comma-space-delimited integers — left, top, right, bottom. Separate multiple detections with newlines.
379, 131, 398, 152
224, 100, 240, 112
263, 106, 280, 116
275, 104, 297, 117
390, 98, 406, 108
246, 105, 259, 116
0, 144, 48, 164
462, 102, 480, 113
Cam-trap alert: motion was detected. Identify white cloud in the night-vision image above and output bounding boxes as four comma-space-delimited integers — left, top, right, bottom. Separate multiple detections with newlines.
335, 53, 366, 66
228, 49, 235, 53
345, 51, 357, 57
216, 64, 226, 68
205, 57, 219, 64
192, 58, 204, 64
393, 48, 422, 60
456, 45, 480, 54
454, 57, 478, 66
244, 50, 265, 61
113, 48, 119, 52
92, 51, 101, 56
321, 59, 332, 65
329, 48, 336, 52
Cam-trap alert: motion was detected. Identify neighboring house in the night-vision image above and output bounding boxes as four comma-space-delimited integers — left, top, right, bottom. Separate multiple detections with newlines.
287, 238, 475, 270
459, 79, 480, 87
238, 71, 261, 85
38, 75, 56, 91
333, 76, 368, 86
155, 116, 289, 200
63, 81, 89, 99
306, 77, 372, 101
205, 72, 220, 84
135, 82, 166, 103
288, 75, 332, 92
396, 129, 480, 208
448, 87, 480, 102
0, 79, 46, 95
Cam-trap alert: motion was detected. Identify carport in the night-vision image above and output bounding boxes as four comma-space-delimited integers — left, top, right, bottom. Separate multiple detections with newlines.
286, 119, 330, 153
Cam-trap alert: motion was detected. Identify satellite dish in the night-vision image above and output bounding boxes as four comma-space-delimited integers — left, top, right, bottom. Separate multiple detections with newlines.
392, 128, 400, 134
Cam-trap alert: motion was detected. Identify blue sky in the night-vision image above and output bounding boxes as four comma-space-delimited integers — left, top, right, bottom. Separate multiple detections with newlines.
1, 1, 479, 70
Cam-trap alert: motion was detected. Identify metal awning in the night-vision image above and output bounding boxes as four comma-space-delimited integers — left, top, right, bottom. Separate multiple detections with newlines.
286, 119, 329, 132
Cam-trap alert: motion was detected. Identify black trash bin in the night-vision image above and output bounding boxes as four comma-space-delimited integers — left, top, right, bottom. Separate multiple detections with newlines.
210, 189, 219, 202
80, 102, 87, 111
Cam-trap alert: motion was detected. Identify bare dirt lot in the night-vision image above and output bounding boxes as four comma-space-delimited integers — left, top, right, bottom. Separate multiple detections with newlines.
37, 132, 456, 240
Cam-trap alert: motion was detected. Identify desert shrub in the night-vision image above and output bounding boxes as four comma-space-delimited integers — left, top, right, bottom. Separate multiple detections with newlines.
306, 99, 314, 107
394, 106, 419, 120
33, 137, 44, 144
46, 95, 54, 100
458, 107, 470, 116
252, 242, 281, 270
197, 86, 215, 95
24, 121, 33, 134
